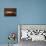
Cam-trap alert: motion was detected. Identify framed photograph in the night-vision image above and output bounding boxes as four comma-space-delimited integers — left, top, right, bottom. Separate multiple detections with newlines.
4, 8, 17, 16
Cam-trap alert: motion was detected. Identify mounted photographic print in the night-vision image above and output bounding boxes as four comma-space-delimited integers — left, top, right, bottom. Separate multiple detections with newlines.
4, 8, 16, 16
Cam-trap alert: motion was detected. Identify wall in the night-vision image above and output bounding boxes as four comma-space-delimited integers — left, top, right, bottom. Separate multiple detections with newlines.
0, 0, 46, 44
